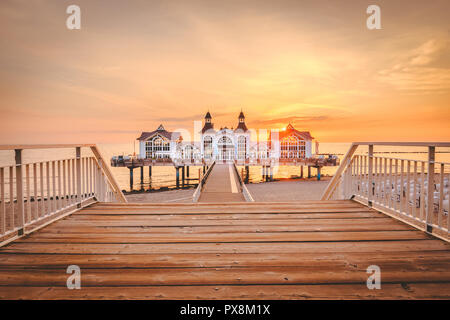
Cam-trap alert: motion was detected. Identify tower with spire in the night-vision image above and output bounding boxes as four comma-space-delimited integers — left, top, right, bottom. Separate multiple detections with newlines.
201, 111, 214, 133
235, 109, 248, 132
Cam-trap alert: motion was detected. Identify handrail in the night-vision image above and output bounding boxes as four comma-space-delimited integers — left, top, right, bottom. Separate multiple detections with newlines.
232, 162, 254, 202
352, 142, 450, 147
192, 161, 215, 202
321, 142, 450, 241
0, 144, 127, 246
0, 144, 96, 150
90, 146, 127, 203
321, 144, 358, 200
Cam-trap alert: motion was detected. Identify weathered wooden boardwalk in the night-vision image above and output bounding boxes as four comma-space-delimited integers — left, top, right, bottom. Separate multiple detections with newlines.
198, 164, 245, 202
0, 200, 449, 299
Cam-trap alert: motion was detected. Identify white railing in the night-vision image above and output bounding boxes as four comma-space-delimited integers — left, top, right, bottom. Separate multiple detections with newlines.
232, 162, 254, 202
322, 142, 450, 240
192, 161, 216, 202
0, 144, 126, 245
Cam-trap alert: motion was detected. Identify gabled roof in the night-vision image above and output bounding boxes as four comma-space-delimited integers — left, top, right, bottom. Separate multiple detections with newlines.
234, 122, 248, 132
269, 123, 313, 141
201, 122, 214, 133
137, 124, 181, 141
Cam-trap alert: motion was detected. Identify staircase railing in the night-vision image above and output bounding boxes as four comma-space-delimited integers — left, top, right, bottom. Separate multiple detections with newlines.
0, 144, 126, 245
322, 142, 450, 240
192, 161, 216, 202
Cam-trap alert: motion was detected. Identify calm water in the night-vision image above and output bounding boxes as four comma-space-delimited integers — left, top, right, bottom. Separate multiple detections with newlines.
1, 143, 449, 192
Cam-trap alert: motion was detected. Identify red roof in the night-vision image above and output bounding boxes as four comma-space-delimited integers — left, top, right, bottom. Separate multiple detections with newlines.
137, 124, 181, 141
269, 124, 313, 141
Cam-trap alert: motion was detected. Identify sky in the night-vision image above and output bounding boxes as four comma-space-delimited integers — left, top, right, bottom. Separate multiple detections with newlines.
0, 0, 449, 144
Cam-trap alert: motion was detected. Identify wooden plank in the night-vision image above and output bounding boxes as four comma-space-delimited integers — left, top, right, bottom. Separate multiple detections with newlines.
1, 283, 449, 300
19, 230, 430, 244
51, 217, 391, 228
1, 267, 449, 287
1, 251, 448, 269
66, 212, 383, 220
35, 221, 414, 234
3, 240, 448, 255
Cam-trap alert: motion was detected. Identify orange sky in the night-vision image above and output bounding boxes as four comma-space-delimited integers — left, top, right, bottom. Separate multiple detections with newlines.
0, 0, 449, 144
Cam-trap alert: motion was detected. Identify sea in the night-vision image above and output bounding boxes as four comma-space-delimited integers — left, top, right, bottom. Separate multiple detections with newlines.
1, 143, 449, 192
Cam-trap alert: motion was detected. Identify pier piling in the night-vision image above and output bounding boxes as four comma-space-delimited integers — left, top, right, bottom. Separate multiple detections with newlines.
176, 167, 180, 189
245, 166, 249, 184
308, 166, 311, 179
182, 166, 185, 187
140, 167, 144, 186
317, 166, 321, 181
300, 166, 304, 178
129, 167, 134, 191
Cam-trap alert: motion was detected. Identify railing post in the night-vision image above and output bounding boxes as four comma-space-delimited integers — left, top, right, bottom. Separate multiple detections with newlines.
15, 149, 25, 235
76, 147, 81, 208
368, 144, 374, 207
426, 146, 435, 232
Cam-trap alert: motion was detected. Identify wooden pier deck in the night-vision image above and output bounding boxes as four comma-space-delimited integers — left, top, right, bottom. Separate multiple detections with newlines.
0, 200, 449, 299
198, 164, 245, 202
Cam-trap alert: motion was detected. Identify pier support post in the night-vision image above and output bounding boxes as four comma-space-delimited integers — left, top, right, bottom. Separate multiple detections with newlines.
14, 149, 25, 233
300, 166, 303, 179
426, 146, 435, 231
245, 166, 249, 184
308, 166, 311, 179
176, 167, 180, 189
182, 166, 185, 187
129, 167, 134, 191
367, 144, 374, 207
148, 166, 152, 191
203, 166, 206, 174
269, 166, 273, 181
76, 147, 82, 207
140, 166, 144, 186
317, 167, 321, 181
186, 166, 190, 178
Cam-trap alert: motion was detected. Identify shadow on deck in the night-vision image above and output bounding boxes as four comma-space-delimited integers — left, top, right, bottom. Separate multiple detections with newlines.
0, 200, 449, 299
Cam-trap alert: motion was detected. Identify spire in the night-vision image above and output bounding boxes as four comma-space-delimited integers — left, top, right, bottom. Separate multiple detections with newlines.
238, 109, 245, 120
201, 110, 214, 133
235, 109, 248, 132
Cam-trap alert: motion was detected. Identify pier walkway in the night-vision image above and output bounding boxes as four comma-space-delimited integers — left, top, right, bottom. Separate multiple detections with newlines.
198, 164, 245, 203
0, 200, 449, 299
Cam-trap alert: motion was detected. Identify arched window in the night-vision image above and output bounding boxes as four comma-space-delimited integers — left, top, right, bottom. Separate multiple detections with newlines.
184, 145, 193, 159
217, 136, 234, 161
203, 136, 213, 159
280, 136, 305, 159
238, 136, 247, 159
145, 135, 170, 158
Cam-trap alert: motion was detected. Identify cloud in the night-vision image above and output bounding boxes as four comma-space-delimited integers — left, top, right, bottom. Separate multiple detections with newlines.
377, 39, 450, 93
251, 115, 329, 127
